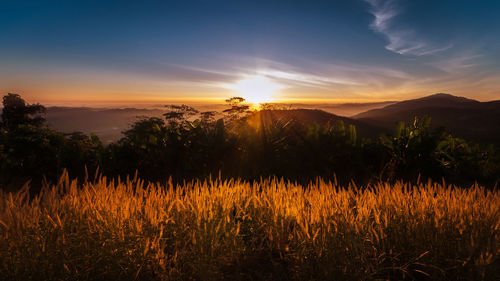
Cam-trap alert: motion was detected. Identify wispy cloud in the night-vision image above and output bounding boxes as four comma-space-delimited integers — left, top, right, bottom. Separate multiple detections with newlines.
173, 58, 362, 90
426, 54, 483, 73
256, 69, 361, 88
169, 56, 420, 101
365, 0, 452, 56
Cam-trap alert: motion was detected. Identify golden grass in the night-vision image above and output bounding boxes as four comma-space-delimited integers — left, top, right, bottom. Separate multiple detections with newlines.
0, 172, 499, 280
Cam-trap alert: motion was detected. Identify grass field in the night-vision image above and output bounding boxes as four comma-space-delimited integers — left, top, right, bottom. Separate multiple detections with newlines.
1, 172, 499, 280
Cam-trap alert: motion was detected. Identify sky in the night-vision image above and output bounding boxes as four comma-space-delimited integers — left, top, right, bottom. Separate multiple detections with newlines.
1, 0, 500, 105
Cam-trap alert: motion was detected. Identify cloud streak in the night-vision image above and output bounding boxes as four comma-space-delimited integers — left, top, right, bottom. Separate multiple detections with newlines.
426, 54, 483, 73
365, 0, 452, 56
167, 56, 421, 101
175, 57, 413, 92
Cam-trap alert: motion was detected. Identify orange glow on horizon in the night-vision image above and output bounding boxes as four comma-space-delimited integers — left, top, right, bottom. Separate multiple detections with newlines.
3, 82, 500, 108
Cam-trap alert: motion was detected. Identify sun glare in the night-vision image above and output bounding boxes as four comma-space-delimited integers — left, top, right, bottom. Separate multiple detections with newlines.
229, 76, 282, 105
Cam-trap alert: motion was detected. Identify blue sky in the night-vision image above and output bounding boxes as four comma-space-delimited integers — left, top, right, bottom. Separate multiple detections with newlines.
1, 0, 499, 104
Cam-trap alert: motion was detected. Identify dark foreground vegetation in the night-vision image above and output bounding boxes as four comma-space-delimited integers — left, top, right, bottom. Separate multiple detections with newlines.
1, 93, 499, 191
1, 93, 499, 280
0, 174, 499, 281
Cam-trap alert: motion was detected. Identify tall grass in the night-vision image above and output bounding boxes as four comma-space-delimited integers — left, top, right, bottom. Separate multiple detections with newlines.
1, 172, 499, 280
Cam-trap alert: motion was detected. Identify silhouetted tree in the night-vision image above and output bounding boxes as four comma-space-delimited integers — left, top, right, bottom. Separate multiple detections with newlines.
1, 93, 46, 131
164, 105, 199, 126
0, 93, 104, 190
60, 132, 103, 180
223, 97, 250, 125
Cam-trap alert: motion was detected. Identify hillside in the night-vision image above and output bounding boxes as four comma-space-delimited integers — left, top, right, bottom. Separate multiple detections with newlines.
283, 101, 396, 116
246, 109, 387, 138
353, 93, 500, 143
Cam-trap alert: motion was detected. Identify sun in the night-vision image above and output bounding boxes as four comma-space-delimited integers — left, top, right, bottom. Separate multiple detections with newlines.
229, 76, 282, 105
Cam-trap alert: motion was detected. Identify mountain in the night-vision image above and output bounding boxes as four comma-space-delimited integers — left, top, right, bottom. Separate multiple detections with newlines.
353, 93, 500, 143
246, 109, 387, 138
282, 101, 396, 117
46, 107, 166, 143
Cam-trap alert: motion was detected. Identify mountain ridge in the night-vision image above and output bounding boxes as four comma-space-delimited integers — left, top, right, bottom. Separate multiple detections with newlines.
246, 109, 387, 138
353, 93, 500, 143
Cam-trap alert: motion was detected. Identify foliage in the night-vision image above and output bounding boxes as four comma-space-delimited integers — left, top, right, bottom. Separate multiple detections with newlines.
164, 105, 199, 125
223, 96, 250, 123
1, 93, 46, 131
1, 94, 499, 279
0, 94, 103, 191
379, 117, 441, 181
378, 116, 500, 185
0, 174, 499, 280
1, 94, 499, 189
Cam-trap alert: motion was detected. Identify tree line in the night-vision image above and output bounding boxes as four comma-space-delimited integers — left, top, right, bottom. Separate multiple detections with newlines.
1, 93, 499, 191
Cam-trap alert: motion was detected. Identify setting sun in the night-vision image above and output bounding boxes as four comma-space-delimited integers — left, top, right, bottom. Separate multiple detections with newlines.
229, 76, 282, 104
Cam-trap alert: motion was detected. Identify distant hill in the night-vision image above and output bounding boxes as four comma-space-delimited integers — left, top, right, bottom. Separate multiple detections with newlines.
283, 101, 396, 117
246, 109, 387, 138
46, 107, 165, 143
353, 93, 500, 143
